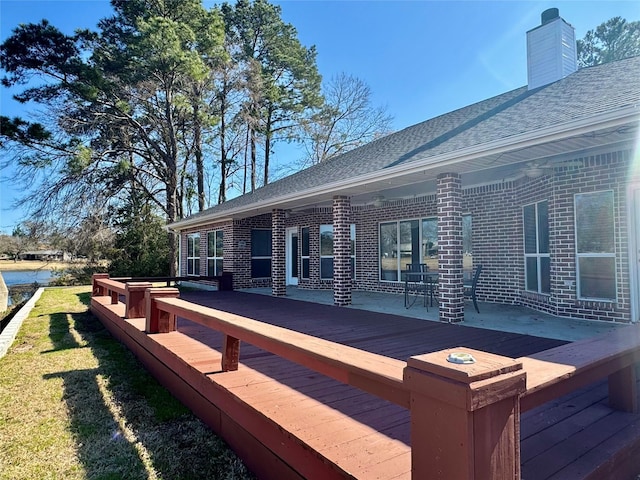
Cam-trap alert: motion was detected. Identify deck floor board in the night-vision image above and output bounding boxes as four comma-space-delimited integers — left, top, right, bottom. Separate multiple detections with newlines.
92, 291, 640, 479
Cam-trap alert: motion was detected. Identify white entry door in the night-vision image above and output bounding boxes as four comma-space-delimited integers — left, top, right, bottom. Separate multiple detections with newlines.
286, 227, 299, 286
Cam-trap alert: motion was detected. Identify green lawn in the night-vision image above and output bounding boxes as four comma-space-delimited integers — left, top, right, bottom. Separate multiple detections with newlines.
0, 286, 254, 480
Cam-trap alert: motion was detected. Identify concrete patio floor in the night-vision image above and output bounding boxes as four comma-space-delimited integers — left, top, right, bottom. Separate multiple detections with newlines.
239, 286, 629, 342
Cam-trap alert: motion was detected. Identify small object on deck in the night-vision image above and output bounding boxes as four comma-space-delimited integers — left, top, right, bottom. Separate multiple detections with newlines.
447, 352, 476, 364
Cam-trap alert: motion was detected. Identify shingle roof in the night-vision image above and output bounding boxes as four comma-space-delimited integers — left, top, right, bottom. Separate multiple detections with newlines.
173, 56, 640, 227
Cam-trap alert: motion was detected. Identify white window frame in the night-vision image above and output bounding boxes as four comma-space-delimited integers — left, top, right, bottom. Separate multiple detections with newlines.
319, 224, 356, 280
575, 190, 616, 301
379, 217, 437, 282
523, 201, 550, 294
301, 226, 310, 279
186, 233, 200, 276
379, 215, 471, 282
207, 230, 224, 277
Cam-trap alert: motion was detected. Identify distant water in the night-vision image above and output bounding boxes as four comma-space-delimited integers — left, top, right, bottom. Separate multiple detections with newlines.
2, 270, 53, 286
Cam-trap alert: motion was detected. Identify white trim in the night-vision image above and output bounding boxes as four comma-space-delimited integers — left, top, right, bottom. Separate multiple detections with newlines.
0, 288, 44, 359
186, 233, 200, 276
574, 190, 617, 301
286, 227, 299, 286
178, 233, 182, 277
628, 185, 640, 323
206, 230, 224, 276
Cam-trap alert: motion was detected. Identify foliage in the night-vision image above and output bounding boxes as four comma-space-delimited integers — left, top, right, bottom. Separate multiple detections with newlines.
0, 222, 45, 260
49, 264, 108, 287
108, 195, 171, 278
0, 1, 227, 274
0, 0, 327, 274
297, 72, 393, 167
577, 16, 640, 67
222, 0, 322, 190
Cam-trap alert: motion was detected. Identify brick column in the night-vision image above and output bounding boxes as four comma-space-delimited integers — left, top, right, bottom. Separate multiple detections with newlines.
272, 209, 286, 297
437, 173, 464, 323
333, 196, 352, 306
404, 347, 526, 479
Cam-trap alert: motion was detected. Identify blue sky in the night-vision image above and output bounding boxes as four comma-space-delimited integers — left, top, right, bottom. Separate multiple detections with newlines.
1, 0, 639, 233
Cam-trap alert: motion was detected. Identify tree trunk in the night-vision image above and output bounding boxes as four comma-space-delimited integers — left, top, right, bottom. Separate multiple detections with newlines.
218, 82, 227, 204
250, 127, 257, 192
264, 112, 272, 186
193, 97, 205, 212
243, 126, 249, 194
164, 84, 180, 277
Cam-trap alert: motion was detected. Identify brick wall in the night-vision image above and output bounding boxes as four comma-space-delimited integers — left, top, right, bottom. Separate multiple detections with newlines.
460, 149, 633, 322
177, 148, 634, 323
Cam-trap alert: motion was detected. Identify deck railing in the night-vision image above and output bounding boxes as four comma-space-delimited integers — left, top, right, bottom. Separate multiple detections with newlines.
91, 274, 640, 479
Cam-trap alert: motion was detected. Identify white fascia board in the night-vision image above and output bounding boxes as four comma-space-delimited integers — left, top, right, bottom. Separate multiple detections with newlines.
168, 216, 234, 232
168, 106, 639, 231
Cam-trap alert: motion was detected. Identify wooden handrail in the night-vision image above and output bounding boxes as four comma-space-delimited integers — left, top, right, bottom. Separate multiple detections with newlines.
154, 296, 410, 408
90, 272, 640, 480
518, 324, 640, 412
93, 278, 127, 305
96, 278, 127, 295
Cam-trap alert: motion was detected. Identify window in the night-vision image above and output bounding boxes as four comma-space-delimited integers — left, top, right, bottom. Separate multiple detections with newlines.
523, 201, 550, 294
379, 216, 472, 282
379, 218, 437, 281
319, 224, 355, 280
251, 229, 272, 278
575, 191, 616, 300
301, 227, 310, 279
207, 230, 224, 276
186, 233, 200, 276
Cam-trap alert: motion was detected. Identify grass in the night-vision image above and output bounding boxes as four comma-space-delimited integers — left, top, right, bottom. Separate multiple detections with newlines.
0, 286, 254, 480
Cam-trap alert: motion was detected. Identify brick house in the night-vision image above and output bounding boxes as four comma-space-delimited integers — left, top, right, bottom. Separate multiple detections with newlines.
168, 9, 640, 324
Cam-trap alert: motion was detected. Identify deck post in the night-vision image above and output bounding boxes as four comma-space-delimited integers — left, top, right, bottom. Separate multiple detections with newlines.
608, 364, 639, 413
404, 347, 526, 480
125, 282, 153, 319
110, 288, 119, 305
92, 273, 110, 297
145, 287, 180, 333
222, 335, 240, 371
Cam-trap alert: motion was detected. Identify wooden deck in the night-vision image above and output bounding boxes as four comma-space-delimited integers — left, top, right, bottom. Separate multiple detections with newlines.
91, 290, 640, 479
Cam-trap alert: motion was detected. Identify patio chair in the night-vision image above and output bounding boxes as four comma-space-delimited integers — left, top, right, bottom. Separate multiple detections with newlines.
464, 264, 483, 313
404, 263, 428, 308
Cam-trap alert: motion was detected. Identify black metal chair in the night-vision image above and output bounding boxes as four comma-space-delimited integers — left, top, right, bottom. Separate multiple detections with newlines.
464, 264, 483, 313
404, 263, 428, 308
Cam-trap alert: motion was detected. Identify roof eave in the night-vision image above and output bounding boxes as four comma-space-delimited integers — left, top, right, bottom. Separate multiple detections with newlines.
168, 105, 639, 232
